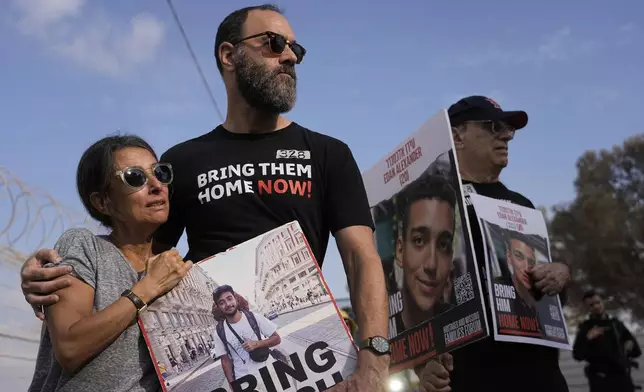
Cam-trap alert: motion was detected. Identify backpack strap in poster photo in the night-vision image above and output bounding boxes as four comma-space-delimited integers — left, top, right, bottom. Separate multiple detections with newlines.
225, 316, 271, 363
240, 309, 290, 364
224, 309, 290, 364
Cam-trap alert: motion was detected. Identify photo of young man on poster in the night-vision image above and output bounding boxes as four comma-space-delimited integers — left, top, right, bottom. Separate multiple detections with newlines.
373, 154, 464, 337
373, 152, 477, 342
483, 223, 549, 333
212, 285, 282, 384
501, 229, 542, 306
390, 173, 457, 335
471, 195, 570, 349
363, 111, 489, 373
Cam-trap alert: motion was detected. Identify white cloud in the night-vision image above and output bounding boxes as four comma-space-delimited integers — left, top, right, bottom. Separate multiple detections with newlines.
585, 87, 623, 111
10, 0, 165, 77
437, 26, 602, 69
537, 26, 572, 61
616, 22, 638, 47
619, 22, 636, 33
13, 0, 83, 35
547, 85, 624, 111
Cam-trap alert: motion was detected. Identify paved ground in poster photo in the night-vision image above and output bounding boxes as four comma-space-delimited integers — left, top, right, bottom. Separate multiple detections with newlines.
167, 301, 357, 392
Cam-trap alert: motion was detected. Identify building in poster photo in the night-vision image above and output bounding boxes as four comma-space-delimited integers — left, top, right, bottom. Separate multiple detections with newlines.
139, 221, 357, 392
362, 109, 489, 372
139, 264, 220, 382
469, 193, 572, 350
254, 222, 329, 316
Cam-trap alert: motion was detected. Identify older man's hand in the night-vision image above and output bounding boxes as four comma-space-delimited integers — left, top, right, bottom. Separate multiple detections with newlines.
418, 353, 453, 392
529, 263, 570, 297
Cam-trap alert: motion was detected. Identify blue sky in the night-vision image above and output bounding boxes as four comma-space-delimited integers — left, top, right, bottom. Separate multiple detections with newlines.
1, 0, 643, 299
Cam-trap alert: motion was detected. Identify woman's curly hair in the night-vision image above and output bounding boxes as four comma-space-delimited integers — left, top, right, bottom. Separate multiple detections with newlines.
211, 292, 250, 322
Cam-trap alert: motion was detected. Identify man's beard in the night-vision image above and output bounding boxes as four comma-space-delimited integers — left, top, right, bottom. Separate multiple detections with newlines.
223, 305, 238, 316
234, 49, 297, 114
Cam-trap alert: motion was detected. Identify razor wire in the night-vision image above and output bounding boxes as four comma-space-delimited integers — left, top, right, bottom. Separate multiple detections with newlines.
0, 165, 105, 389
0, 165, 102, 268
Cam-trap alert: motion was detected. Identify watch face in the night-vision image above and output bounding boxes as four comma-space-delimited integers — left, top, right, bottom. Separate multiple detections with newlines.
371, 336, 390, 353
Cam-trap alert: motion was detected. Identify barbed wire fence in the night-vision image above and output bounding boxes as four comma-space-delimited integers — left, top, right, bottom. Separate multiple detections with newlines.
0, 165, 101, 268
0, 166, 101, 383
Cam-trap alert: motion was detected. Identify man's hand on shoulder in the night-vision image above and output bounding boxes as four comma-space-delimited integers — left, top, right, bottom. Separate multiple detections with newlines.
20, 249, 72, 320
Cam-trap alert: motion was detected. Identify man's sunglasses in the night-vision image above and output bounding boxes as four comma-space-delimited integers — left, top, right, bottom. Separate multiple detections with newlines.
469, 120, 516, 135
232, 31, 306, 64
115, 163, 173, 190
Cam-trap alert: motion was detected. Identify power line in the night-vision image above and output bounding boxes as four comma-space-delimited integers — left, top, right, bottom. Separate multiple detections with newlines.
165, 0, 224, 122
0, 353, 37, 362
0, 332, 40, 344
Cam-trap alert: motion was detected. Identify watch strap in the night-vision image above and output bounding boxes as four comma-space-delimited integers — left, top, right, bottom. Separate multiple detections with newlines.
358, 335, 390, 355
122, 289, 147, 313
358, 337, 373, 350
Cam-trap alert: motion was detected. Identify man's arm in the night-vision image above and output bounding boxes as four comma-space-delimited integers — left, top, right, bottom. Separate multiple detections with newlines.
253, 332, 281, 350
572, 322, 590, 361
253, 313, 281, 349
617, 320, 642, 358
221, 355, 235, 383
335, 226, 390, 370
573, 321, 608, 363
322, 139, 389, 390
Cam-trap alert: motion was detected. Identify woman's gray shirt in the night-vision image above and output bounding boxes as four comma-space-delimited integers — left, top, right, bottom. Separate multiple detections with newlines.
28, 228, 160, 392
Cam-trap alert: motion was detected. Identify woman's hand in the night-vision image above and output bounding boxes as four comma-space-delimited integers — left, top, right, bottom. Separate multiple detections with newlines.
137, 249, 192, 300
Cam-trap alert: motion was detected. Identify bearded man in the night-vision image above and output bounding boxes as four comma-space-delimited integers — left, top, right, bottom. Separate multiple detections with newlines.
19, 4, 390, 391
211, 285, 281, 384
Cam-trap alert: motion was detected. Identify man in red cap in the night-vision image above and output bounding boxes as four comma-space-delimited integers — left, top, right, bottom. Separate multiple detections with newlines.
419, 96, 571, 392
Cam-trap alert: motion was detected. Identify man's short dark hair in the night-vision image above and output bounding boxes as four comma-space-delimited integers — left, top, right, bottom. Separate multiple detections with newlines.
504, 230, 531, 247
76, 134, 157, 227
399, 174, 456, 239
213, 284, 235, 302
214, 4, 283, 74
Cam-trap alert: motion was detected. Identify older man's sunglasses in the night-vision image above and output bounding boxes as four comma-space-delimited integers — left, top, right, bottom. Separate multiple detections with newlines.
470, 120, 516, 135
233, 31, 306, 64
115, 163, 173, 190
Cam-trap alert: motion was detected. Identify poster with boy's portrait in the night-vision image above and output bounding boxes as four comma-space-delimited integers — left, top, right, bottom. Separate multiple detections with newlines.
363, 110, 489, 372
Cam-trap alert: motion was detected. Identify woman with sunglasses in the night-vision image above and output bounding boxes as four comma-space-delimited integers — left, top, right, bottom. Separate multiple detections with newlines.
29, 135, 192, 392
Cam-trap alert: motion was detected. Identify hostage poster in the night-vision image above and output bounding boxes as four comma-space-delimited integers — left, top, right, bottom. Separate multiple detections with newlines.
468, 193, 572, 349
138, 221, 357, 392
362, 109, 489, 372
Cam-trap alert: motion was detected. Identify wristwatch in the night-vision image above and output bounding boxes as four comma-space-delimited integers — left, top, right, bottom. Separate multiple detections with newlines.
358, 335, 390, 355
122, 289, 148, 314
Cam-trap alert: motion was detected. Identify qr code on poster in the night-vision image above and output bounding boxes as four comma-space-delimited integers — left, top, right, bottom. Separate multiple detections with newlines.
549, 305, 561, 322
454, 272, 475, 305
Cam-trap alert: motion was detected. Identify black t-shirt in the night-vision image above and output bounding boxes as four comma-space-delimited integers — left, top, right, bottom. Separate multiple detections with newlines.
449, 180, 569, 392
153, 122, 374, 265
